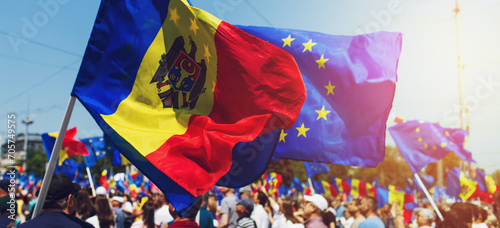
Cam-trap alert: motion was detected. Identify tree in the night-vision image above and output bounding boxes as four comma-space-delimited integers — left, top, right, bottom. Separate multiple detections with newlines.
26, 148, 48, 177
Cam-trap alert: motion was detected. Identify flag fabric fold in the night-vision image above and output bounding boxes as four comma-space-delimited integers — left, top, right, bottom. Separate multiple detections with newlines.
389, 120, 475, 173
238, 26, 402, 166
71, 0, 305, 215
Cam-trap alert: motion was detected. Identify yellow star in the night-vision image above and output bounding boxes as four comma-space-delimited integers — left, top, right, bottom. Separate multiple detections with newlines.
441, 142, 446, 147
100, 138, 103, 141
89, 139, 93, 143
169, 7, 180, 26
103, 151, 107, 155
445, 131, 450, 136
324, 81, 336, 96
282, 34, 295, 47
96, 151, 100, 156
415, 127, 420, 133
190, 17, 199, 35
296, 123, 310, 138
204, 44, 211, 63
315, 106, 331, 120
315, 54, 329, 69
279, 130, 287, 142
302, 39, 317, 52
424, 143, 428, 149
433, 145, 437, 150
418, 137, 422, 142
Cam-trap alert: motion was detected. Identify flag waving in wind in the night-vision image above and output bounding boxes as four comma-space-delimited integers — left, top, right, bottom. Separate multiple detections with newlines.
72, 0, 305, 215
42, 127, 89, 166
238, 26, 402, 166
389, 120, 475, 173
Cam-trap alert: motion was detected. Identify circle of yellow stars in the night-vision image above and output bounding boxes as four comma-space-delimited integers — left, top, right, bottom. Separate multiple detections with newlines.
415, 121, 455, 152
278, 34, 336, 143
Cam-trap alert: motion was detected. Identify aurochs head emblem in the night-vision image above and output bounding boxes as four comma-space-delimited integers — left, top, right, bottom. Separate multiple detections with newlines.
151, 36, 207, 110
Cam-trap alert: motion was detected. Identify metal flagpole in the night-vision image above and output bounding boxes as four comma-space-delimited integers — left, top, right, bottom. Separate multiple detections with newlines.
32, 96, 77, 218
414, 173, 444, 221
307, 178, 316, 195
86, 167, 96, 197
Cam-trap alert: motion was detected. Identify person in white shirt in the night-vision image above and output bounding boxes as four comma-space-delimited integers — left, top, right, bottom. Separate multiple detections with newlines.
153, 192, 174, 227
473, 206, 489, 228
251, 190, 270, 228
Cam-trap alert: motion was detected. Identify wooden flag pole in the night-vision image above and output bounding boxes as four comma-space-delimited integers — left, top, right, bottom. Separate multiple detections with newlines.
414, 173, 444, 221
86, 167, 96, 197
32, 96, 77, 218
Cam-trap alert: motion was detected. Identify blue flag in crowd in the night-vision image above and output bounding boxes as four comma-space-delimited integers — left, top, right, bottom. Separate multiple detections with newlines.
81, 136, 115, 167
238, 26, 402, 167
304, 161, 330, 177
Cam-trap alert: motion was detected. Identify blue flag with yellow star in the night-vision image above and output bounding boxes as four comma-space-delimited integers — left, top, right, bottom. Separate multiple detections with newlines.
81, 136, 116, 167
389, 120, 475, 173
237, 26, 402, 166
304, 161, 330, 177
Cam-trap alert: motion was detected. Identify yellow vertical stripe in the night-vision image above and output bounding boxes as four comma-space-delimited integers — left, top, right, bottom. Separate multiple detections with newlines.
102, 1, 221, 156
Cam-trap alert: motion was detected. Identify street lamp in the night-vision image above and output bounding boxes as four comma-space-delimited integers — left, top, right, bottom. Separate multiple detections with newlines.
22, 117, 33, 172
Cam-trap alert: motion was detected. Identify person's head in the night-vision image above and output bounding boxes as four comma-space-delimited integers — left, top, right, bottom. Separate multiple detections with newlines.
281, 198, 300, 223
475, 206, 488, 223
141, 200, 156, 228
201, 192, 210, 207
253, 190, 268, 206
332, 197, 341, 208
303, 194, 327, 219
0, 179, 10, 197
415, 208, 435, 227
236, 197, 254, 218
95, 186, 107, 197
111, 196, 124, 208
95, 195, 115, 227
219, 187, 235, 196
359, 197, 377, 217
438, 202, 475, 228
44, 174, 81, 212
239, 188, 251, 199
153, 191, 166, 208
347, 198, 362, 215
74, 188, 95, 220
383, 203, 392, 214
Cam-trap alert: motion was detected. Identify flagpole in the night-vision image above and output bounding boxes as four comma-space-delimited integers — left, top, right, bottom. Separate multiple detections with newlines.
86, 167, 96, 197
307, 178, 315, 195
32, 96, 76, 218
414, 173, 444, 221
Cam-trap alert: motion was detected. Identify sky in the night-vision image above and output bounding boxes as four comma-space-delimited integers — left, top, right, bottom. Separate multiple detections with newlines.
1, 0, 499, 174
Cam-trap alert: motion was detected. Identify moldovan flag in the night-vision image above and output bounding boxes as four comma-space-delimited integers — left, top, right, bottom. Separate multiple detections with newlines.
446, 167, 479, 201
71, 0, 305, 215
42, 127, 89, 166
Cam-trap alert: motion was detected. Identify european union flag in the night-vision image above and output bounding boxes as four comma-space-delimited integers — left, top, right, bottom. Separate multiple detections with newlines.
238, 26, 402, 166
389, 120, 475, 173
304, 161, 330, 177
81, 136, 115, 167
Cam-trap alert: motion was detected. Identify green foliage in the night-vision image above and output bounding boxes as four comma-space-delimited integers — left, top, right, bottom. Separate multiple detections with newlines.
26, 148, 48, 177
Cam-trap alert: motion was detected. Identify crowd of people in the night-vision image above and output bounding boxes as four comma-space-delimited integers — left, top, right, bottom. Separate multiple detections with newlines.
0, 174, 499, 228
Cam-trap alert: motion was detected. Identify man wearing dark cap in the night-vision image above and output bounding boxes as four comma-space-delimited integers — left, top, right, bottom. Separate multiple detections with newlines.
19, 174, 94, 228
235, 197, 257, 228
